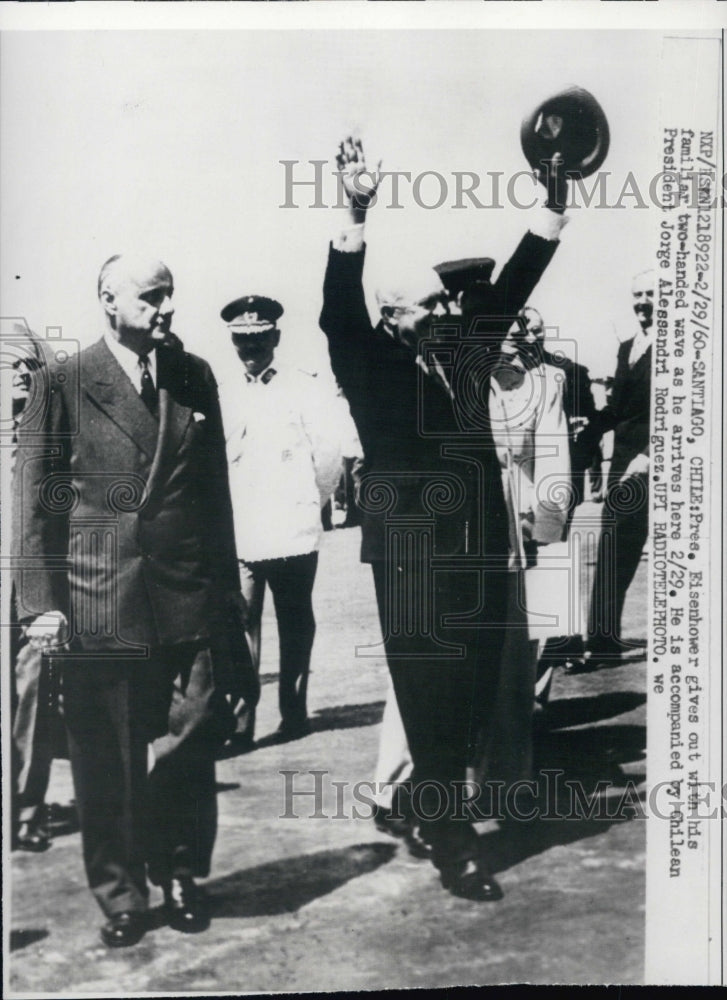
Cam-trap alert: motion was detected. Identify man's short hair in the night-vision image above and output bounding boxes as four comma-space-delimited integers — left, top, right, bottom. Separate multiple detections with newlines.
631, 268, 655, 286
97, 255, 123, 298
97, 254, 173, 299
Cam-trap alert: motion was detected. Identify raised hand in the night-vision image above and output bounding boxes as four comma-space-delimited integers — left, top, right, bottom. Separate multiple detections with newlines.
335, 135, 382, 222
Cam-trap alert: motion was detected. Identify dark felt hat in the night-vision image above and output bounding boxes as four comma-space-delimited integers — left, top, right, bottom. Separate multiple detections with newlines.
521, 85, 610, 179
434, 258, 496, 297
221, 294, 284, 329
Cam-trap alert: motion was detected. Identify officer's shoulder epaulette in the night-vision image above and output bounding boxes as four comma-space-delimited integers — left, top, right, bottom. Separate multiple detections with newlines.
292, 366, 319, 380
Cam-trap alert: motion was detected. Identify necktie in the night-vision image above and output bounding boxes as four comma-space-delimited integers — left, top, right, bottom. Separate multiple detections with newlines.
139, 355, 158, 415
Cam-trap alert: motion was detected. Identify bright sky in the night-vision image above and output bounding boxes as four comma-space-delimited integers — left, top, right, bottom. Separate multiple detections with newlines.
1, 29, 671, 384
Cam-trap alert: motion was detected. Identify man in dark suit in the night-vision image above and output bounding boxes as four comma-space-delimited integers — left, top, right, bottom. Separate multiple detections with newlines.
582, 270, 653, 665
12, 255, 244, 947
320, 137, 570, 900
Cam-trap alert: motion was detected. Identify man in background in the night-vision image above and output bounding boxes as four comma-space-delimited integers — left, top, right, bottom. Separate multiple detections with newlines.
510, 305, 601, 682
581, 270, 653, 667
514, 305, 599, 521
9, 324, 57, 852
221, 294, 342, 743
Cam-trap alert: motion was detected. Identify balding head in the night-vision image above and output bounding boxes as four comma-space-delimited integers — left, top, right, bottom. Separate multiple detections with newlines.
98, 254, 173, 299
375, 264, 446, 312
375, 264, 448, 349
98, 254, 175, 354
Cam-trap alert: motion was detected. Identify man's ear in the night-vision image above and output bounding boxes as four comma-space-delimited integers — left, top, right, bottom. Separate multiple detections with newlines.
379, 305, 398, 333
99, 288, 116, 318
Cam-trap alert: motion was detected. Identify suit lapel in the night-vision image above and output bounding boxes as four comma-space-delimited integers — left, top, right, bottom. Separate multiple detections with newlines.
139, 347, 194, 511
629, 342, 651, 379
156, 346, 193, 458
82, 339, 160, 459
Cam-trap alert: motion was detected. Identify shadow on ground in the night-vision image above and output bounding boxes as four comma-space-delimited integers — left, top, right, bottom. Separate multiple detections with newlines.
472, 713, 647, 871
542, 690, 646, 730
479, 800, 644, 876
534, 719, 646, 790
10, 930, 49, 952
594, 651, 647, 670
254, 700, 386, 749
205, 842, 396, 918
309, 700, 385, 733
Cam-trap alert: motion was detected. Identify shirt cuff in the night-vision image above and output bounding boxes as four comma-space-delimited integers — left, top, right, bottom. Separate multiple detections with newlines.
333, 223, 366, 253
528, 208, 569, 242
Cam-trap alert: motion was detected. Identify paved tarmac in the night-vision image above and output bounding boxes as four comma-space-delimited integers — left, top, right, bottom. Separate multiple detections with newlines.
7, 505, 648, 993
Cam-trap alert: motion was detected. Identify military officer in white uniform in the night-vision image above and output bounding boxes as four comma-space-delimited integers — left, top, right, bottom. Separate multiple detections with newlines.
221, 295, 342, 742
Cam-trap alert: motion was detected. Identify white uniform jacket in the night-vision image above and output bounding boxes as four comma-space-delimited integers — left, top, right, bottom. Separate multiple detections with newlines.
222, 363, 342, 562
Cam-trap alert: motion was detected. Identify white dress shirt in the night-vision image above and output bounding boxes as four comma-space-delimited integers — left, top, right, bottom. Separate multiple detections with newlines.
104, 332, 156, 393
628, 329, 652, 368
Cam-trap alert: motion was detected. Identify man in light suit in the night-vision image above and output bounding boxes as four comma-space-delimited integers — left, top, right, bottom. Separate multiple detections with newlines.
515, 305, 599, 519
12, 255, 245, 947
9, 324, 57, 853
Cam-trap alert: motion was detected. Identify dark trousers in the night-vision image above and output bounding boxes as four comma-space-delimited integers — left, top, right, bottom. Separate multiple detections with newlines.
334, 457, 361, 527
62, 644, 219, 917
237, 552, 318, 736
587, 473, 649, 654
371, 559, 505, 864
12, 641, 56, 826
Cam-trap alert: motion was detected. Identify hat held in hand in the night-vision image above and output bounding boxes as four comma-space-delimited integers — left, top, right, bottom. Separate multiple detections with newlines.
521, 85, 610, 179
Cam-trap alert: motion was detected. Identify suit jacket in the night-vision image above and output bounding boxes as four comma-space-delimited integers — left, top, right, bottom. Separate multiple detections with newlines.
12, 338, 241, 655
596, 337, 651, 485
489, 361, 571, 566
539, 348, 599, 515
222, 363, 343, 562
319, 231, 559, 584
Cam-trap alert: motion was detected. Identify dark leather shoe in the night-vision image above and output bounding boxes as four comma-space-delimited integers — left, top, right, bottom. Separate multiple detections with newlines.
563, 654, 600, 674
372, 803, 411, 839
372, 804, 432, 859
439, 858, 504, 901
100, 911, 147, 948
164, 877, 209, 933
13, 821, 51, 853
583, 639, 629, 663
225, 731, 256, 753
